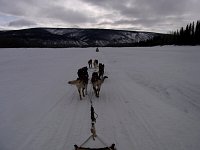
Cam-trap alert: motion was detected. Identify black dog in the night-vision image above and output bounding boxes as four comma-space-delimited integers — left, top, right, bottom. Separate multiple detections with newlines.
93, 59, 98, 69
98, 63, 105, 79
88, 59, 92, 68
77, 66, 89, 94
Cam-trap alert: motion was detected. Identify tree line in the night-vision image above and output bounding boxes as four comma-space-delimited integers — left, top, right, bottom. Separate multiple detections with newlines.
138, 20, 200, 46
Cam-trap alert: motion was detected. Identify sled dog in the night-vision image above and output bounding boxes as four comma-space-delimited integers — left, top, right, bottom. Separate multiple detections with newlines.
68, 79, 87, 100
93, 59, 98, 69
88, 59, 92, 68
98, 63, 105, 79
77, 67, 89, 94
91, 72, 108, 97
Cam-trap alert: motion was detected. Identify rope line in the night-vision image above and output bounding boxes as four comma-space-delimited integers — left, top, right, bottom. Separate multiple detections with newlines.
80, 135, 93, 147
88, 83, 94, 105
87, 75, 110, 148
76, 68, 110, 149
96, 136, 109, 147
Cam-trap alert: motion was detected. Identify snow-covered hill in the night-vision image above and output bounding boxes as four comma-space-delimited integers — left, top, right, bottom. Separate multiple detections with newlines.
0, 28, 159, 47
0, 46, 200, 150
45, 28, 155, 44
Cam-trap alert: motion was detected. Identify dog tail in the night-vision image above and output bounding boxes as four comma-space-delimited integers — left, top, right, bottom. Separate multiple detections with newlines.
102, 76, 108, 82
68, 80, 78, 85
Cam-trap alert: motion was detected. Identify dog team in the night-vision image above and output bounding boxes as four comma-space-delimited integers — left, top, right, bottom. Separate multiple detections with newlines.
68, 59, 108, 100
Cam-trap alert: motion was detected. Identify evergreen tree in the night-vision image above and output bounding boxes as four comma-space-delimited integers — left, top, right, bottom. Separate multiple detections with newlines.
196, 21, 200, 44
135, 20, 200, 46
191, 22, 195, 44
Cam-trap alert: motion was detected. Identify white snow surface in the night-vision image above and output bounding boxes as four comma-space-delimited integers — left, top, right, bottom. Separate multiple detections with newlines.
0, 46, 200, 150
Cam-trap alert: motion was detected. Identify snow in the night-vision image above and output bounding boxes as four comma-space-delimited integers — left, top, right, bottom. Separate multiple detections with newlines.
46, 29, 80, 35
0, 46, 200, 150
44, 29, 154, 46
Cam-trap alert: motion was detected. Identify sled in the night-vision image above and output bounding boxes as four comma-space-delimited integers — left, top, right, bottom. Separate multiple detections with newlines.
74, 144, 115, 150
74, 134, 116, 150
74, 100, 116, 150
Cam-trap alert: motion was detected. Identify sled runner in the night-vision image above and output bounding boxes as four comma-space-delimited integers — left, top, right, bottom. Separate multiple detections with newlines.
74, 134, 115, 150
74, 143, 115, 150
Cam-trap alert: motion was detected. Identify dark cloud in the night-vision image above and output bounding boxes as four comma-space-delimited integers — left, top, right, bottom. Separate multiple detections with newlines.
37, 5, 94, 24
82, 0, 115, 8
132, 0, 189, 17
0, 0, 26, 16
8, 19, 37, 27
0, 0, 96, 27
85, 0, 193, 21
82, 0, 191, 17
0, 0, 199, 32
82, 0, 200, 32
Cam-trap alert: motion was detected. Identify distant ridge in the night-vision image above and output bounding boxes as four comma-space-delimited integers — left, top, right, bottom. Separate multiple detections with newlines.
0, 28, 163, 48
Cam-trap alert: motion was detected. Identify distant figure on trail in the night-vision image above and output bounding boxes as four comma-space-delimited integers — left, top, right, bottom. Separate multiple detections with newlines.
96, 47, 99, 52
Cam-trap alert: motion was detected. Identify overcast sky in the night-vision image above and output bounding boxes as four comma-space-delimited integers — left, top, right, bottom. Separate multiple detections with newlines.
0, 0, 199, 33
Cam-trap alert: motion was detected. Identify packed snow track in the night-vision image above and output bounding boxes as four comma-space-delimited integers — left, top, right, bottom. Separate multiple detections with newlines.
0, 46, 200, 150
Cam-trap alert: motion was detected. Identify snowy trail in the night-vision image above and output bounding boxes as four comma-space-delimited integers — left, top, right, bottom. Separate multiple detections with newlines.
1, 47, 200, 150
99, 47, 200, 150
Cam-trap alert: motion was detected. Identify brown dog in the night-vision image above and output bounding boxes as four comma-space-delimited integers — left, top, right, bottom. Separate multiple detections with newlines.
68, 79, 87, 100
91, 72, 108, 97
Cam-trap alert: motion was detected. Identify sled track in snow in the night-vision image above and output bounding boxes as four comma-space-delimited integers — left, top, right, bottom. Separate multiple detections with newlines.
1, 47, 200, 150
18, 87, 89, 150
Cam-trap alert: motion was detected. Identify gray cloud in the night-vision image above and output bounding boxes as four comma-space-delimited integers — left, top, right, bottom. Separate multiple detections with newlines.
37, 5, 94, 24
82, 0, 192, 16
0, 0, 199, 32
8, 19, 37, 27
82, 0, 200, 32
